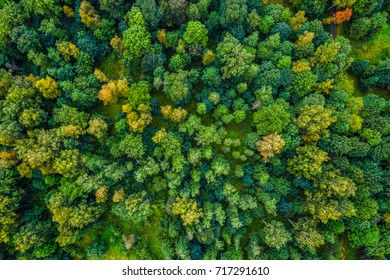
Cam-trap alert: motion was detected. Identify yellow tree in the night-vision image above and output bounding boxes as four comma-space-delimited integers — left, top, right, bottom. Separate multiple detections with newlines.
172, 197, 203, 225
295, 105, 337, 142
295, 31, 314, 48
95, 186, 108, 203
63, 5, 74, 17
35, 76, 61, 99
87, 119, 108, 139
56, 41, 80, 62
290, 11, 307, 31
256, 133, 285, 161
202, 50, 216, 65
94, 68, 108, 83
110, 35, 125, 54
292, 60, 311, 73
98, 78, 128, 105
79, 0, 100, 28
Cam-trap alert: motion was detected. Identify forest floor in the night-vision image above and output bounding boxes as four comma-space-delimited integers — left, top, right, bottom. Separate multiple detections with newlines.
350, 24, 390, 64
349, 23, 390, 99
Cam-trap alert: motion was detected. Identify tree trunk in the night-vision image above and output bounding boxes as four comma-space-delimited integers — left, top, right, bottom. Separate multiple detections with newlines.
332, 6, 337, 39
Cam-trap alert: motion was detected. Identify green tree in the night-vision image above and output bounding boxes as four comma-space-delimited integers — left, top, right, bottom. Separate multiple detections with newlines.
0, 178, 21, 244
201, 67, 221, 87
123, 8, 152, 61
48, 192, 104, 246
287, 145, 329, 180
295, 105, 337, 142
163, 70, 191, 104
183, 20, 208, 47
263, 220, 292, 249
110, 134, 145, 159
13, 221, 51, 253
127, 81, 151, 108
291, 218, 325, 250
21, 0, 60, 16
121, 192, 152, 223
253, 102, 291, 135
216, 33, 256, 79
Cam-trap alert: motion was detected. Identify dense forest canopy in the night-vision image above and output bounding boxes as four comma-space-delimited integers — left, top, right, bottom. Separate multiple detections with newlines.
0, 0, 389, 260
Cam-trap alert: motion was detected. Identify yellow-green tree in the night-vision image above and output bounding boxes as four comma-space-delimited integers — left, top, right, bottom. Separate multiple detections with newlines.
295, 105, 337, 142
287, 145, 329, 180
79, 0, 100, 28
35, 76, 61, 99
172, 196, 203, 225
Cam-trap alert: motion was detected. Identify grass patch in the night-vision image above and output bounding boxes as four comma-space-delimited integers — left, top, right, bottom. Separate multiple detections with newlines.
97, 52, 128, 80
350, 24, 390, 64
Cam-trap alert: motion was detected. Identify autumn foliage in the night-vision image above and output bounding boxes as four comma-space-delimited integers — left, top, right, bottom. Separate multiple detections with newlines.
333, 8, 353, 25
98, 78, 128, 105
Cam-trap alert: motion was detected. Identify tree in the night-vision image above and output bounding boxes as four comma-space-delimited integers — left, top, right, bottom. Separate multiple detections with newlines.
123, 103, 153, 133
15, 129, 62, 177
183, 21, 208, 47
162, 0, 188, 25
310, 42, 340, 66
202, 50, 215, 65
161, 105, 188, 122
253, 102, 291, 135
48, 192, 104, 246
295, 105, 337, 142
135, 0, 163, 30
11, 25, 41, 54
122, 8, 152, 61
98, 78, 128, 105
99, 0, 126, 19
332, 8, 352, 25
13, 221, 51, 253
290, 10, 307, 31
263, 220, 292, 249
0, 178, 21, 244
56, 41, 80, 62
201, 66, 221, 87
127, 81, 151, 108
63, 5, 74, 17
169, 54, 187, 71
256, 133, 285, 161
219, 0, 248, 27
52, 149, 82, 178
113, 189, 125, 203
35, 76, 61, 99
87, 118, 108, 140
110, 133, 145, 159
287, 145, 329, 180
53, 105, 89, 127
292, 60, 311, 73
295, 31, 314, 48
21, 0, 60, 16
290, 71, 318, 97
19, 108, 46, 128
172, 196, 203, 225
117, 192, 152, 223
362, 94, 386, 116
79, 1, 100, 28
291, 218, 325, 250
163, 70, 191, 104
195, 124, 226, 146
216, 33, 256, 79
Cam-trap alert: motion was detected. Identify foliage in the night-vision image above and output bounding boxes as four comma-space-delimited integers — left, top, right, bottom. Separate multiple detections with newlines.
0, 0, 388, 261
